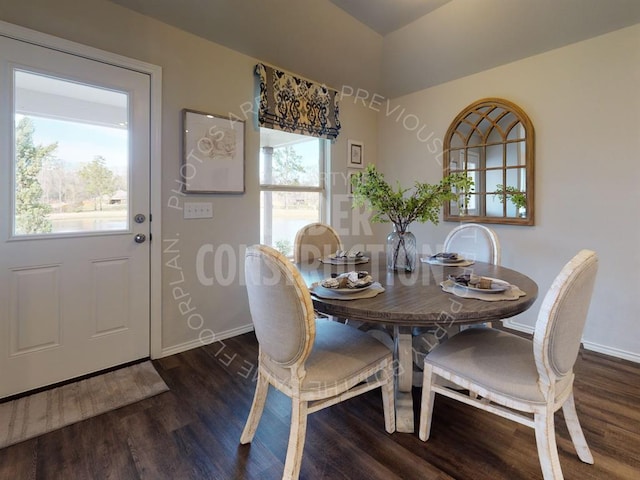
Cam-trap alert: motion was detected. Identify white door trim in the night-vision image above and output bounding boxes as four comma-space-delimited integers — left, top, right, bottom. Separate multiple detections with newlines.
0, 20, 163, 359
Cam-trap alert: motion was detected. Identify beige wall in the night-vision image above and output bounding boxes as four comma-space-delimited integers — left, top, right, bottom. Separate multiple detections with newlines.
0, 0, 378, 354
330, 94, 380, 251
378, 24, 640, 361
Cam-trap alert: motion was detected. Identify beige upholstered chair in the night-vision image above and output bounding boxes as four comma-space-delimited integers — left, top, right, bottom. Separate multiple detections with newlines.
293, 222, 344, 321
442, 223, 501, 330
293, 222, 343, 263
241, 245, 395, 480
415, 224, 501, 344
419, 250, 598, 480
443, 223, 501, 265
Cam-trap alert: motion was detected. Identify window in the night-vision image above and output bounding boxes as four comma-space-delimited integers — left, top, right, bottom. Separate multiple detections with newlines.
259, 128, 328, 257
13, 70, 130, 236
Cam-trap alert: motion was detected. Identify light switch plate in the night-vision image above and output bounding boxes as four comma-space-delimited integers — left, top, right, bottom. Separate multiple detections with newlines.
184, 202, 213, 219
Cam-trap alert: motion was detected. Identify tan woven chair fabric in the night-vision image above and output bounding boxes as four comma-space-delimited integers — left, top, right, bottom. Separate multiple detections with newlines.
293, 222, 343, 263
420, 250, 598, 480
241, 245, 395, 480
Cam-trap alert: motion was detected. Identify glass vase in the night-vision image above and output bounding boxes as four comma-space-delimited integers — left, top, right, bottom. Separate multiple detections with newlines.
386, 226, 417, 272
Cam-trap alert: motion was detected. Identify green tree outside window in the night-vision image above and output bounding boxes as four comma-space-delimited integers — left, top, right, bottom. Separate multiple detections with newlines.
78, 155, 117, 211
15, 117, 56, 234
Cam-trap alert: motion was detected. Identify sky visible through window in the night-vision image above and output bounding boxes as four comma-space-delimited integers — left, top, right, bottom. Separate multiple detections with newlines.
21, 114, 128, 174
14, 114, 129, 235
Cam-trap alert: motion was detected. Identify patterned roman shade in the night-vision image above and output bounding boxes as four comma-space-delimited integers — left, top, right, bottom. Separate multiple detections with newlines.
255, 63, 341, 140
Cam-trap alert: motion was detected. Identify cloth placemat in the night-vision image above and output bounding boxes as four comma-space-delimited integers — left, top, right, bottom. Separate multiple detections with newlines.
440, 279, 526, 301
310, 282, 384, 300
320, 256, 370, 265
421, 257, 475, 267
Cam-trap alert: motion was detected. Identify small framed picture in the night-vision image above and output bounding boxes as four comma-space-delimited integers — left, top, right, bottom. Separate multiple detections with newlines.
181, 109, 245, 193
348, 139, 364, 168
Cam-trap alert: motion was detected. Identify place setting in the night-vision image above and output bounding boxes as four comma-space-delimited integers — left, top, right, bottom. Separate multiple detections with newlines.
440, 273, 526, 301
421, 252, 475, 267
320, 248, 370, 265
309, 270, 384, 300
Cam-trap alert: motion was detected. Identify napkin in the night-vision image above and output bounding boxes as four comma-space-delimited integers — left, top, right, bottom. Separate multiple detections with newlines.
320, 249, 369, 264
321, 271, 372, 289
431, 252, 459, 260
421, 255, 475, 267
334, 248, 364, 259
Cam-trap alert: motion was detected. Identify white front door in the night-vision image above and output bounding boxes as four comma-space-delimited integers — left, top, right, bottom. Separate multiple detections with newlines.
0, 35, 151, 398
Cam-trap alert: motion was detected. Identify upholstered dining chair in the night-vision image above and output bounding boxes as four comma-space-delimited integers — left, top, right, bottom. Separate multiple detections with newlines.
293, 222, 343, 263
419, 249, 598, 480
441, 222, 502, 331
293, 222, 345, 322
443, 223, 501, 265
413, 224, 502, 352
241, 244, 395, 480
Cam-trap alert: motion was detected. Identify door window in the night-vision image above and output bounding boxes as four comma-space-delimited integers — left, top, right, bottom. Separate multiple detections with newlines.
13, 70, 129, 236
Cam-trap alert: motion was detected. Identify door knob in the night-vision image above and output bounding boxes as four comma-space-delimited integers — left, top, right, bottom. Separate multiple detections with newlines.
134, 233, 146, 244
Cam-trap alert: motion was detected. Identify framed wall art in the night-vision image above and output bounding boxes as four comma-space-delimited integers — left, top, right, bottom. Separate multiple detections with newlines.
347, 139, 364, 168
181, 109, 245, 193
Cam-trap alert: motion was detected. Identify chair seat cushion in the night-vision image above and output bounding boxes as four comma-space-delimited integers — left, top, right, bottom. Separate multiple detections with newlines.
263, 319, 392, 394
426, 328, 571, 404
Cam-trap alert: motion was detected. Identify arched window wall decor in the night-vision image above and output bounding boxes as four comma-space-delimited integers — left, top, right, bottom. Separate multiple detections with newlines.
443, 98, 534, 225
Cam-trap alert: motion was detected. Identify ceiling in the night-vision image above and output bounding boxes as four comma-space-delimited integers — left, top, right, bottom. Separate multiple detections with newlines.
329, 0, 452, 35
109, 0, 640, 98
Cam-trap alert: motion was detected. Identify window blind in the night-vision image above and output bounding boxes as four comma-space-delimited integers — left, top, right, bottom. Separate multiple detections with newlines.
255, 63, 341, 140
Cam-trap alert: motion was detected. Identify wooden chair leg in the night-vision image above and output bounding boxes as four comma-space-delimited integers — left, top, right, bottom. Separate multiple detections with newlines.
418, 364, 436, 441
381, 361, 396, 434
562, 392, 594, 464
240, 372, 269, 444
533, 410, 564, 480
283, 399, 309, 480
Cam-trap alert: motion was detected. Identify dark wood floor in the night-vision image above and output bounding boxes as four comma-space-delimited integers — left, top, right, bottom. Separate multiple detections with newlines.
1, 330, 639, 480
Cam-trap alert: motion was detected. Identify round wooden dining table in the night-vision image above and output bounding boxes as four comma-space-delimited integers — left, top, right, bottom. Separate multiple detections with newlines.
296, 254, 538, 433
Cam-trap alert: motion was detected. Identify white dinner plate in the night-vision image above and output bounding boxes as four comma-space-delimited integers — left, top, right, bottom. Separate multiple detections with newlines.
326, 255, 370, 264
429, 253, 464, 263
432, 257, 466, 264
315, 282, 374, 295
452, 278, 510, 294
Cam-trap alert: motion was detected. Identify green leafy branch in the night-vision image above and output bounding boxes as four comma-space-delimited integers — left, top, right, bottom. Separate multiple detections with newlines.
494, 184, 526, 210
351, 164, 474, 233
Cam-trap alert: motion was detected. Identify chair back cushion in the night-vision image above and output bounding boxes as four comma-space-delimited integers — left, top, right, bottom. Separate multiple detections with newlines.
443, 223, 501, 265
245, 245, 316, 366
534, 250, 598, 381
294, 222, 343, 262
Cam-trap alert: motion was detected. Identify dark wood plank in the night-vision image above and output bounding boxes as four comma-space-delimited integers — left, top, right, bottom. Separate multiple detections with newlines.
1, 332, 639, 479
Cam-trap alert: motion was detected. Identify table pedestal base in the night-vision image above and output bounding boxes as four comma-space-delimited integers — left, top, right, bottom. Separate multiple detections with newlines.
362, 325, 450, 432
394, 326, 415, 433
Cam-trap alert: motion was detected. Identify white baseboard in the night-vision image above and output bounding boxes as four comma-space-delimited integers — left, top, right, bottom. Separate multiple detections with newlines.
580, 340, 640, 364
502, 319, 534, 335
159, 320, 640, 364
503, 320, 640, 364
158, 324, 255, 358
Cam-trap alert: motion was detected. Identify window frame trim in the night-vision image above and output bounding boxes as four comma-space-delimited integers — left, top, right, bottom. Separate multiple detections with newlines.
259, 132, 329, 247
